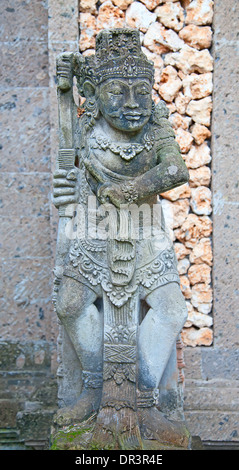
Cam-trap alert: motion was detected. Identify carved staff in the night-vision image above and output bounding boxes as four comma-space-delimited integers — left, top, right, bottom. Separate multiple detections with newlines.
53, 53, 78, 299
56, 52, 76, 216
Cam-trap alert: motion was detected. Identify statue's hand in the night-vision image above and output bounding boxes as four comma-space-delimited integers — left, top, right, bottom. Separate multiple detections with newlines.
97, 183, 127, 209
53, 168, 79, 208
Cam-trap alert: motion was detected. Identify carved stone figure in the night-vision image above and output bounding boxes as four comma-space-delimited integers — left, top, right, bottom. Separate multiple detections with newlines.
52, 28, 191, 450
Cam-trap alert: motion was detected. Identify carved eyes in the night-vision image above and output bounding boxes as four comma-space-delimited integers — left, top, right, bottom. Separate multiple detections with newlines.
108, 88, 124, 96
108, 87, 150, 97
135, 87, 150, 95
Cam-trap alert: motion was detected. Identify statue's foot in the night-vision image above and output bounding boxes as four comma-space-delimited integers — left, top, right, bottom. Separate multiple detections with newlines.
54, 388, 102, 427
90, 407, 143, 450
138, 406, 190, 449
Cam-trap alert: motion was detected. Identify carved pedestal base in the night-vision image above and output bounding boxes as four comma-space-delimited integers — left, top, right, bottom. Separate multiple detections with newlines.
51, 405, 191, 450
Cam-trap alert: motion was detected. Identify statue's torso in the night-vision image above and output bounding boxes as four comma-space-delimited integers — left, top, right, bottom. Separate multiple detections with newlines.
63, 115, 180, 304
88, 121, 158, 179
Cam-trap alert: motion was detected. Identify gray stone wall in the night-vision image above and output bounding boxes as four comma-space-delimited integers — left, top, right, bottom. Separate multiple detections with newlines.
0, 0, 238, 449
183, 0, 239, 447
0, 0, 57, 449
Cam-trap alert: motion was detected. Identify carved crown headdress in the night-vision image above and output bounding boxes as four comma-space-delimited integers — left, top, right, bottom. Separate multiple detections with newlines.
74, 28, 154, 95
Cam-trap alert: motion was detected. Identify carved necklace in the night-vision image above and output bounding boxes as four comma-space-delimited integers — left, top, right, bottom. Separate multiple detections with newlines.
92, 128, 155, 161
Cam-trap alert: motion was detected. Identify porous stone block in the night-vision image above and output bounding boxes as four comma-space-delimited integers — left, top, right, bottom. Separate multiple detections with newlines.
125, 2, 156, 32
185, 410, 239, 442
0, 40, 48, 88
0, 173, 51, 218
155, 2, 184, 32
0, 89, 50, 173
181, 326, 213, 347
186, 97, 212, 127
48, 0, 79, 43
0, 259, 53, 341
16, 410, 55, 442
0, 399, 19, 427
0, 216, 52, 260
0, 0, 48, 42
189, 166, 211, 188
185, 0, 214, 26
164, 45, 213, 74
179, 24, 212, 50
96, 1, 125, 32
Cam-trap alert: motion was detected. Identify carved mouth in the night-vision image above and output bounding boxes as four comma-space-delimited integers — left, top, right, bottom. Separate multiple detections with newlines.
123, 113, 142, 121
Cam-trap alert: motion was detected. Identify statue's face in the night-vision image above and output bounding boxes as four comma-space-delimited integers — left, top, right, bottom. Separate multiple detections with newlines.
97, 77, 153, 133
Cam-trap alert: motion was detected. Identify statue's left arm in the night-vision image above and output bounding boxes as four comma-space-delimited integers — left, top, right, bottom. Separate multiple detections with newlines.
128, 140, 189, 202
96, 132, 189, 207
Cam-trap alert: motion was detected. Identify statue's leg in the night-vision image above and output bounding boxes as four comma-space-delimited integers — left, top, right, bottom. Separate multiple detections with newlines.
138, 282, 187, 389
54, 275, 103, 425
137, 282, 190, 448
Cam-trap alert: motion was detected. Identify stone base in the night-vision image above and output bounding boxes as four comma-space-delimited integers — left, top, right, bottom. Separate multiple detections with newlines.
50, 412, 191, 451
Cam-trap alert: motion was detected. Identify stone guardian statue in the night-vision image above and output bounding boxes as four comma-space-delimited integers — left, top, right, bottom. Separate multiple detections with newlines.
52, 28, 191, 450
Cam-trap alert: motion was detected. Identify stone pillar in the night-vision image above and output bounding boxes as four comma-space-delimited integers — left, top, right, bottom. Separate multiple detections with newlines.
183, 0, 239, 447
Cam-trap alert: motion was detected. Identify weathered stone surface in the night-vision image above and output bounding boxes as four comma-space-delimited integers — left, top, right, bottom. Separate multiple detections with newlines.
161, 182, 191, 201
140, 0, 163, 11
191, 283, 212, 313
181, 326, 213, 347
185, 0, 214, 26
190, 186, 212, 215
172, 198, 190, 228
174, 92, 190, 115
174, 213, 212, 248
184, 143, 211, 169
141, 47, 164, 70
1, 258, 53, 341
52, 28, 191, 450
179, 24, 212, 50
126, 2, 156, 32
96, 1, 125, 31
188, 263, 211, 285
79, 13, 97, 51
165, 45, 213, 74
177, 257, 190, 275
190, 123, 211, 145
175, 128, 194, 153
185, 409, 239, 442
161, 28, 184, 51
142, 23, 166, 55
158, 66, 182, 102
185, 308, 213, 329
189, 166, 211, 188
189, 237, 212, 266
0, 399, 19, 427
184, 378, 239, 412
0, 0, 48, 42
143, 23, 183, 55
142, 47, 164, 90
186, 96, 212, 126
183, 72, 213, 100
0, 40, 48, 88
174, 242, 191, 260
202, 349, 239, 381
155, 2, 184, 32
180, 275, 192, 299
0, 216, 52, 260
0, 173, 51, 220
112, 0, 134, 8
169, 112, 192, 131
0, 88, 50, 173
17, 410, 55, 441
79, 0, 98, 13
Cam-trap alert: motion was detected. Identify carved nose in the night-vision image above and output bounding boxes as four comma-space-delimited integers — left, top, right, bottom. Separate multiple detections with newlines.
124, 90, 139, 109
